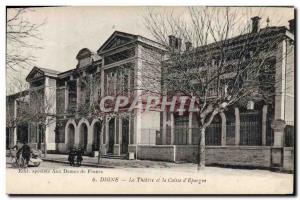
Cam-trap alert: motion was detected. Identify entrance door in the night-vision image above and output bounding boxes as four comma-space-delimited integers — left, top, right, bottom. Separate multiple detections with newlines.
68, 124, 75, 150
79, 124, 88, 151
121, 119, 129, 154
108, 119, 115, 153
93, 122, 101, 151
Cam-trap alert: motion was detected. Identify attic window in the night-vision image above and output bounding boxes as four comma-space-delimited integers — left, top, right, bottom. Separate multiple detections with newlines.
104, 48, 135, 65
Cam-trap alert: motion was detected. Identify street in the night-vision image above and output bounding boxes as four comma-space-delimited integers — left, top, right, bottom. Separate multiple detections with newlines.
6, 156, 294, 194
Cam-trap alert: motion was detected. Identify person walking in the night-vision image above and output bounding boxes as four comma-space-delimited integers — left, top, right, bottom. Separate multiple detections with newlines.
76, 147, 83, 167
20, 142, 31, 167
68, 147, 76, 166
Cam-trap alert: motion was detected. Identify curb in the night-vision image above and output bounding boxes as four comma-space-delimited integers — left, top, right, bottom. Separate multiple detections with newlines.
42, 159, 114, 168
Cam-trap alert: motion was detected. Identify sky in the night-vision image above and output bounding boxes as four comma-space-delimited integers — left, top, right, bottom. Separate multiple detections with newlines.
7, 6, 294, 75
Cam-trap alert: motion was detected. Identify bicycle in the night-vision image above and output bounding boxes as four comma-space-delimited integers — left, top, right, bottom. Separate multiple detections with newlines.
9, 149, 27, 168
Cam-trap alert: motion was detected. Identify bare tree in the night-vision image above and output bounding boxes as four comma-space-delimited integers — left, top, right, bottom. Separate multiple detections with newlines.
142, 7, 293, 169
6, 91, 29, 148
6, 8, 45, 96
75, 67, 134, 164
6, 8, 44, 70
7, 83, 57, 158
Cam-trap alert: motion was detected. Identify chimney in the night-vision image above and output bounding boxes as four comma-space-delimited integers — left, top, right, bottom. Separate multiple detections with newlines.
288, 19, 295, 34
168, 35, 176, 48
251, 16, 261, 33
176, 37, 182, 51
185, 41, 192, 51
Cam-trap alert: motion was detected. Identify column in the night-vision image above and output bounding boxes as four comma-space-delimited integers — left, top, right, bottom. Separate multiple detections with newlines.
44, 77, 56, 151
273, 129, 284, 147
162, 111, 167, 144
188, 112, 193, 145
100, 60, 105, 97
271, 119, 286, 169
13, 99, 17, 145
261, 105, 268, 146
44, 78, 49, 152
235, 108, 240, 145
76, 78, 81, 110
274, 39, 287, 121
87, 124, 93, 154
170, 113, 175, 145
105, 117, 109, 145
220, 112, 226, 146
118, 118, 122, 155
100, 121, 106, 155
134, 109, 141, 145
128, 114, 132, 144
64, 82, 69, 114
272, 120, 286, 147
114, 118, 117, 146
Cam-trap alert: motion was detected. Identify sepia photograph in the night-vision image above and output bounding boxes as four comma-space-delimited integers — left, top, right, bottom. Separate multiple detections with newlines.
5, 5, 295, 195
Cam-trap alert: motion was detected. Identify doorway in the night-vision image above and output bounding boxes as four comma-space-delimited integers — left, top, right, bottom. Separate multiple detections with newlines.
121, 119, 129, 154
108, 118, 115, 154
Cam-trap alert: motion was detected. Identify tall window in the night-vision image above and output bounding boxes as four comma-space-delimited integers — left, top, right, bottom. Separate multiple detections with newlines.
174, 115, 189, 145
240, 110, 262, 145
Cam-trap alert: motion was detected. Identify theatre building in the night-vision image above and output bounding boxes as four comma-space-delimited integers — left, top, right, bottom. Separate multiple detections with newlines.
6, 17, 294, 171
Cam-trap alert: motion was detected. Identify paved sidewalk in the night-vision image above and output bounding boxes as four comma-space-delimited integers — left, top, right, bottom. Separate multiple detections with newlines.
42, 154, 194, 169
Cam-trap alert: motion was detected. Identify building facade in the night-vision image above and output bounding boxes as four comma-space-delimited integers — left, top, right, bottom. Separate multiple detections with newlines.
6, 17, 295, 171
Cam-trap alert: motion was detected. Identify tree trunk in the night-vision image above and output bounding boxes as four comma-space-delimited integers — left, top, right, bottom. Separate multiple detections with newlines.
197, 127, 206, 170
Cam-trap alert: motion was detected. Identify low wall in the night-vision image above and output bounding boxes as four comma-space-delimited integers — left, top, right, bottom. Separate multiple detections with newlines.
113, 144, 120, 155
136, 145, 175, 162
205, 146, 272, 168
136, 145, 273, 168
175, 145, 272, 168
175, 145, 198, 163
283, 147, 294, 172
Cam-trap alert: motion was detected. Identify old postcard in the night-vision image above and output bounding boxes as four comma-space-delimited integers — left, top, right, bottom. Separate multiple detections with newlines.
5, 6, 295, 195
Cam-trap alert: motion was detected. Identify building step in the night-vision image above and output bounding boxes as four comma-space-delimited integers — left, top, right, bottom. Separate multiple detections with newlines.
101, 154, 128, 159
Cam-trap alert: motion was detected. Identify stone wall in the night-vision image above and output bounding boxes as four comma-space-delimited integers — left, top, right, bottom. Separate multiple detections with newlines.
205, 146, 272, 168
113, 144, 120, 155
137, 145, 279, 169
175, 145, 272, 168
136, 145, 175, 162
175, 145, 198, 162
283, 147, 294, 172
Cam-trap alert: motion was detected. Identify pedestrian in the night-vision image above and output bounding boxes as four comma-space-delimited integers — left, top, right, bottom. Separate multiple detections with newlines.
76, 147, 83, 167
20, 142, 31, 167
68, 147, 76, 166
10, 140, 23, 165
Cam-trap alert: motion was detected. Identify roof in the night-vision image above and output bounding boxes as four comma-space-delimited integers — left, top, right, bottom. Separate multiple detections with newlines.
76, 48, 92, 60
39, 67, 61, 75
6, 90, 29, 99
97, 30, 166, 54
192, 26, 291, 53
26, 66, 61, 82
